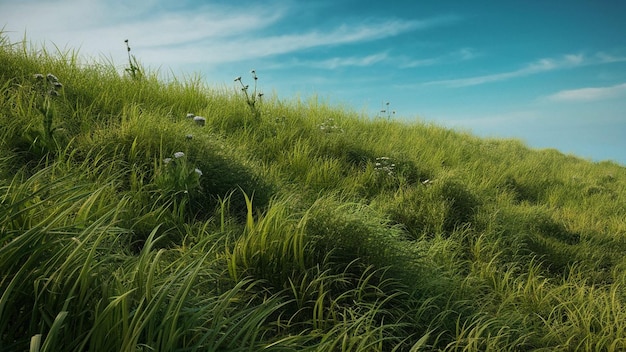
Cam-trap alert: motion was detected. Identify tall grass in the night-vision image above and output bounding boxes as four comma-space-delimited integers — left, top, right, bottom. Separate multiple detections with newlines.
2, 33, 626, 351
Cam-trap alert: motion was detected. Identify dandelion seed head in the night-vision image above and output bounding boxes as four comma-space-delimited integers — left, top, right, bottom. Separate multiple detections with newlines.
174, 152, 185, 159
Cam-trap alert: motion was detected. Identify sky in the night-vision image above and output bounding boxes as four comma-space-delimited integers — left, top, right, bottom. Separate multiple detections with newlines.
2, 0, 626, 165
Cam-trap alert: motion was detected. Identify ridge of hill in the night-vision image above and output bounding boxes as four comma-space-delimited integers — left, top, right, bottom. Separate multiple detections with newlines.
2, 35, 626, 351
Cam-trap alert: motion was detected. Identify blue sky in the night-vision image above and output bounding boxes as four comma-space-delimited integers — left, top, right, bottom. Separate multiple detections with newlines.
2, 0, 626, 164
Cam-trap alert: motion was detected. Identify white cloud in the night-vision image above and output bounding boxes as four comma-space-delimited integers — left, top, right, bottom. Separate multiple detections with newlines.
401, 47, 479, 68
424, 57, 562, 87
1, 0, 283, 68
129, 18, 427, 69
423, 52, 626, 88
1, 0, 454, 70
547, 83, 626, 102
312, 53, 389, 69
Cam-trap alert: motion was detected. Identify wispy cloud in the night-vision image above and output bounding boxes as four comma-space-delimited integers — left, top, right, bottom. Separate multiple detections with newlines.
1, 0, 457, 69
547, 82, 626, 102
400, 48, 479, 68
0, 1, 283, 62
312, 53, 389, 69
423, 52, 626, 88
131, 18, 430, 68
264, 52, 390, 70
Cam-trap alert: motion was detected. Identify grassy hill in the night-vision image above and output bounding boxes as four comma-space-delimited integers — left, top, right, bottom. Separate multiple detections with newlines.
2, 34, 626, 351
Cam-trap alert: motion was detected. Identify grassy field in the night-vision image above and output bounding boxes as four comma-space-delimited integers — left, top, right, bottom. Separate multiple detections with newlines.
1, 34, 626, 351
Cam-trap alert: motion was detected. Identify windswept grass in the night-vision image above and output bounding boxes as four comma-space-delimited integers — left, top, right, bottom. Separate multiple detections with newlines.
2, 34, 626, 351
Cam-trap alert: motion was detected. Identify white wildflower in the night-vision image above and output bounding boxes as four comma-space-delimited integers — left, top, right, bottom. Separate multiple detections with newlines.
193, 116, 206, 126
174, 152, 185, 159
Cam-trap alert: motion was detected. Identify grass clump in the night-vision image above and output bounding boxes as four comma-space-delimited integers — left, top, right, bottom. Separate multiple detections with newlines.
2, 33, 626, 351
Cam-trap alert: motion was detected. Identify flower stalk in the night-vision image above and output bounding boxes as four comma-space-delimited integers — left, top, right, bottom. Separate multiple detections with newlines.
235, 70, 263, 119
124, 39, 142, 79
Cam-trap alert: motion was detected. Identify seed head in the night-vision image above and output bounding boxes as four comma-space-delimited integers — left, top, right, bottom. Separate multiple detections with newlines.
234, 76, 242, 82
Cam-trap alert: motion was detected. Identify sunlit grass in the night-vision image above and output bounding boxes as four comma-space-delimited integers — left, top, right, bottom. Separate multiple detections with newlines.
2, 33, 626, 351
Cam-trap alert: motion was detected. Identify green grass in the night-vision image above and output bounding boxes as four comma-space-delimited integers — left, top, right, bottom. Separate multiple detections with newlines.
2, 34, 626, 351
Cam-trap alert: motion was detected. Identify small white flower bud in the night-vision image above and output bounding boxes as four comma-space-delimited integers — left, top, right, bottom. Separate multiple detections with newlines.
193, 116, 206, 126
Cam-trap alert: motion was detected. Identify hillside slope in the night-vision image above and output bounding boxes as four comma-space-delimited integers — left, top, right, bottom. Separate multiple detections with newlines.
2, 35, 626, 351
